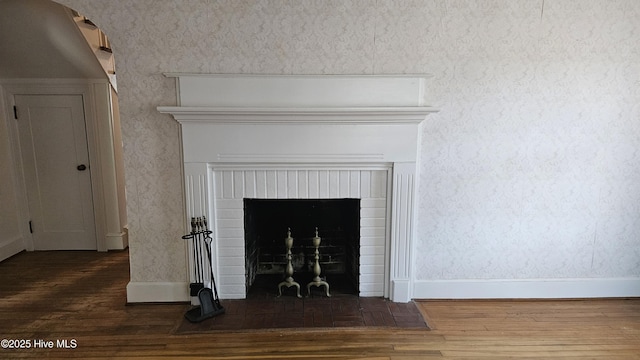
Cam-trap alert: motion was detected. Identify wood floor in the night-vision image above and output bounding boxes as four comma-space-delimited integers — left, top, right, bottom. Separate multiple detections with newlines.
1, 250, 639, 359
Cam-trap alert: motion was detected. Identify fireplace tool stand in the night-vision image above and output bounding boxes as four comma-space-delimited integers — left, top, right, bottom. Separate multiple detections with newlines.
182, 216, 225, 323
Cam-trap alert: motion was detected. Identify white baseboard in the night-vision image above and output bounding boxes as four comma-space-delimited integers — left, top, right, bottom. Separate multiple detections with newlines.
125, 278, 640, 303
413, 278, 640, 299
391, 279, 411, 303
126, 281, 190, 303
105, 231, 128, 250
0, 236, 25, 263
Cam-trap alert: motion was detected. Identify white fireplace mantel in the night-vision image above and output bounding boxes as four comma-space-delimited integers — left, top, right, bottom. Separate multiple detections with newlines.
158, 74, 437, 303
157, 106, 434, 124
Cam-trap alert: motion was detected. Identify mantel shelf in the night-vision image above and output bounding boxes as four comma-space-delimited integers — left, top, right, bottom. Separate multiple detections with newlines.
157, 106, 438, 125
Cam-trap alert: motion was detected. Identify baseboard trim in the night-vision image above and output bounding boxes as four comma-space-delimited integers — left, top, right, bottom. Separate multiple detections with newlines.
391, 279, 411, 303
105, 231, 128, 250
126, 281, 189, 303
0, 236, 25, 263
413, 278, 640, 299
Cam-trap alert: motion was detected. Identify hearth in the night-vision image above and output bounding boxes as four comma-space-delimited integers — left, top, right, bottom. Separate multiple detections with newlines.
244, 199, 360, 296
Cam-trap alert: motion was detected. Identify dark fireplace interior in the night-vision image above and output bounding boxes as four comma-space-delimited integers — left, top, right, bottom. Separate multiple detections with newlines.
244, 198, 360, 296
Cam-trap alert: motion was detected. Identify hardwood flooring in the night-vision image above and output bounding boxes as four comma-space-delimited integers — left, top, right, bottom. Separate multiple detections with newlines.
1, 249, 639, 359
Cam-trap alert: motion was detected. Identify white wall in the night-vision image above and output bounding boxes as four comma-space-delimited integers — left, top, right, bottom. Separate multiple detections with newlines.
58, 0, 640, 299
411, 1, 640, 297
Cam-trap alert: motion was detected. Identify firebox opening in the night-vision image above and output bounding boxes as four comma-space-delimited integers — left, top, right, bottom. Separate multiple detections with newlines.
244, 198, 360, 296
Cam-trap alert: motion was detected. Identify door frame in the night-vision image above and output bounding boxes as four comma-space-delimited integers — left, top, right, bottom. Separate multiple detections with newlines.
1, 78, 127, 252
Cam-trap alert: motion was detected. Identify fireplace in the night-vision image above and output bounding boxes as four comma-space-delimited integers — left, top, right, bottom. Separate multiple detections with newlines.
208, 166, 390, 299
158, 74, 437, 302
244, 198, 360, 295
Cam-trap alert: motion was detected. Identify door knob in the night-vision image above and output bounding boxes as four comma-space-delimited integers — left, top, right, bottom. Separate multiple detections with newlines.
77, 164, 87, 171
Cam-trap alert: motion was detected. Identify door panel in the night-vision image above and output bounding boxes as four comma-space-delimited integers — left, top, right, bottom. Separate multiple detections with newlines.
16, 94, 97, 250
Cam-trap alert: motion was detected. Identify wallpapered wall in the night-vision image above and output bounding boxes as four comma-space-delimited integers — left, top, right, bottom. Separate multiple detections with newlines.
58, 0, 640, 287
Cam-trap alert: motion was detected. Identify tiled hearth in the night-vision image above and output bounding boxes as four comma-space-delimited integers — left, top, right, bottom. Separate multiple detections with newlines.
175, 298, 427, 332
175, 276, 428, 332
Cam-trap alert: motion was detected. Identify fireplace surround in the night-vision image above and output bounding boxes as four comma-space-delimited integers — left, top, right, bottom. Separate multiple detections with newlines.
158, 74, 437, 302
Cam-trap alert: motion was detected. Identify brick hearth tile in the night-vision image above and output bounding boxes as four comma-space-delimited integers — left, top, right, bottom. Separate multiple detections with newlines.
246, 301, 284, 315
304, 299, 329, 313
392, 313, 427, 328
331, 299, 360, 316
358, 297, 391, 312
362, 310, 396, 327
362, 311, 376, 326
303, 312, 315, 327
272, 314, 304, 328
206, 314, 246, 330
242, 313, 275, 329
333, 315, 364, 327
388, 301, 420, 314
311, 311, 334, 327
283, 299, 304, 314
220, 300, 248, 316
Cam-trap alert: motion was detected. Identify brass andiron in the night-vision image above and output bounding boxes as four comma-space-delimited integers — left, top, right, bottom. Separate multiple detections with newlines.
277, 228, 302, 298
307, 227, 331, 297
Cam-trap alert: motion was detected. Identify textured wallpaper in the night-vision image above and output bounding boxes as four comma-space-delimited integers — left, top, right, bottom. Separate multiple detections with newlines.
58, 0, 640, 284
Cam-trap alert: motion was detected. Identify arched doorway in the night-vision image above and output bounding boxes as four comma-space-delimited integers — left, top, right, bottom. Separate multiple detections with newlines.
0, 0, 127, 258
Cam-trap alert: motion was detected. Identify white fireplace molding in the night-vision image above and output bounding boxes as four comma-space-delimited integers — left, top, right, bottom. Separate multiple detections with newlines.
157, 107, 436, 125
158, 74, 438, 303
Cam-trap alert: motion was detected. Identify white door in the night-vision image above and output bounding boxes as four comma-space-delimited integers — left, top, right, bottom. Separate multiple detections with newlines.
15, 94, 97, 250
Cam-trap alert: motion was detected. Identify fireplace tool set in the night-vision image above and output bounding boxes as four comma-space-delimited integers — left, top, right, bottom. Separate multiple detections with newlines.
182, 216, 224, 323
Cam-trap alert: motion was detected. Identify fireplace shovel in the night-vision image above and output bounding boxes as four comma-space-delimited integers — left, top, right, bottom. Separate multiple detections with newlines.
184, 228, 224, 323
189, 234, 204, 297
